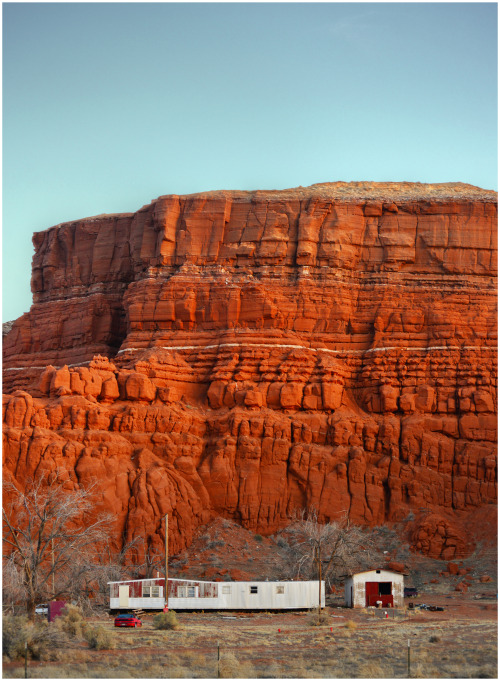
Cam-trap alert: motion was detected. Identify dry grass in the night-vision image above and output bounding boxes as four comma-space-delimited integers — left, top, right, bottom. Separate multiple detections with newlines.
83, 624, 116, 650
2, 607, 497, 679
358, 661, 388, 677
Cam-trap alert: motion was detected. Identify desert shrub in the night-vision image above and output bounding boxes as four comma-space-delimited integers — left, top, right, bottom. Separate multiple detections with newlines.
358, 661, 386, 677
182, 650, 206, 667
208, 540, 225, 549
27, 623, 68, 661
410, 663, 426, 678
3, 614, 28, 660
344, 619, 357, 630
218, 651, 253, 678
429, 634, 441, 643
153, 610, 180, 630
263, 661, 282, 678
307, 609, 331, 626
2, 614, 69, 661
84, 624, 115, 650
254, 534, 263, 542
55, 604, 85, 638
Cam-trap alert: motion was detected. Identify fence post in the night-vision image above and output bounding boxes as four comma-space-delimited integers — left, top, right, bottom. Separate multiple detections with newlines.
24, 641, 28, 678
217, 641, 220, 678
407, 639, 411, 677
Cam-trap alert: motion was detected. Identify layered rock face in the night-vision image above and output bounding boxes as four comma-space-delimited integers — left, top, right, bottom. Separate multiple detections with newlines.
3, 182, 497, 559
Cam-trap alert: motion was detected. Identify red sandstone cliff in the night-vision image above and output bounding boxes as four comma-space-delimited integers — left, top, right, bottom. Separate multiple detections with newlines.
3, 182, 497, 560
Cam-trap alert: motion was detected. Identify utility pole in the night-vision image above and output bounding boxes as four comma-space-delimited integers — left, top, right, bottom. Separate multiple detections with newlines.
317, 544, 322, 624
51, 538, 55, 598
164, 513, 169, 612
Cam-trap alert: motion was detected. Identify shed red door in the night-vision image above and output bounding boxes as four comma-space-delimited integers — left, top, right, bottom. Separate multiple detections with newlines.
365, 582, 379, 607
366, 581, 394, 607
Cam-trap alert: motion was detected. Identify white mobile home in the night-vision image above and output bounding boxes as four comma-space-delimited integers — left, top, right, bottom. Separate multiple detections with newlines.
109, 577, 325, 611
344, 569, 405, 608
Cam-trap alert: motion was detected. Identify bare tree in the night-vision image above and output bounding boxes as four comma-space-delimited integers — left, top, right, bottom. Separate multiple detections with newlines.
138, 538, 164, 579
2, 474, 112, 619
2, 554, 26, 614
282, 509, 374, 623
79, 536, 147, 612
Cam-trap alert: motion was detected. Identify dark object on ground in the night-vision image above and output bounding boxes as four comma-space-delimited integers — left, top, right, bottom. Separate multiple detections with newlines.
417, 604, 444, 612
114, 614, 142, 628
404, 587, 419, 598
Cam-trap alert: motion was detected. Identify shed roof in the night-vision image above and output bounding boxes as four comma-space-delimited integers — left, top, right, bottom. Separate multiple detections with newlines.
341, 568, 409, 578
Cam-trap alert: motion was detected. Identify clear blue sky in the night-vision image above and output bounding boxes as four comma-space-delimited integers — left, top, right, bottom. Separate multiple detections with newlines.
3, 2, 498, 322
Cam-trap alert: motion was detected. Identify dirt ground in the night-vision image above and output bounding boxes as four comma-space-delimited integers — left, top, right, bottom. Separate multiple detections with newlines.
3, 591, 497, 679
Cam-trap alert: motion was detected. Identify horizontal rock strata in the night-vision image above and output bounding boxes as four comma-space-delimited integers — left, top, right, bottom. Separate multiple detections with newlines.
3, 182, 497, 559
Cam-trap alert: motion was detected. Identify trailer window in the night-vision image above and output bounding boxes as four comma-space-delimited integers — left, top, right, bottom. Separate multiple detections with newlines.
142, 585, 161, 597
276, 586, 285, 594
222, 586, 231, 594
178, 586, 197, 597
250, 586, 258, 594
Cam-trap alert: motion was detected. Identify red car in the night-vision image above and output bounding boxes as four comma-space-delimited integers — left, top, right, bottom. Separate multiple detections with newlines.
114, 613, 142, 628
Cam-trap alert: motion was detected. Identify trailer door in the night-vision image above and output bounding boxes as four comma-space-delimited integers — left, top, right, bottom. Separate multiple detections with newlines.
119, 586, 130, 608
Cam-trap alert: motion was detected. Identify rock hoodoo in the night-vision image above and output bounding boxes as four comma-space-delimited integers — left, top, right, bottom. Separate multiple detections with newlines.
3, 182, 497, 559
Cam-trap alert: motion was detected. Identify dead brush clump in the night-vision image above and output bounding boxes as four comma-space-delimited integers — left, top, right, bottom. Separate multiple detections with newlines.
181, 650, 207, 669
153, 610, 181, 630
140, 663, 164, 678
21, 664, 85, 679
344, 619, 357, 630
2, 614, 69, 662
307, 609, 331, 626
55, 604, 86, 638
259, 660, 283, 678
83, 624, 116, 650
218, 651, 255, 678
3, 614, 29, 660
285, 654, 314, 678
358, 661, 387, 678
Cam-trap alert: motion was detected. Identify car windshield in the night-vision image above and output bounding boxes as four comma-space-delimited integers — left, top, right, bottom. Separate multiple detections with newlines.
116, 614, 133, 618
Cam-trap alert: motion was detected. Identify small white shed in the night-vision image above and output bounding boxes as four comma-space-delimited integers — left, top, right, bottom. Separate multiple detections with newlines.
344, 569, 405, 608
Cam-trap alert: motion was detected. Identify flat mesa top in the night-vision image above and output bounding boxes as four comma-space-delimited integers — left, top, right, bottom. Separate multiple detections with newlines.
157, 181, 497, 203
44, 182, 496, 230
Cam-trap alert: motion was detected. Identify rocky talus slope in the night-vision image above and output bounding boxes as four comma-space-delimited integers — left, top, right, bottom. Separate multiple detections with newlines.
3, 182, 497, 559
